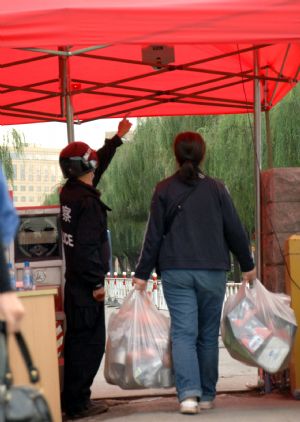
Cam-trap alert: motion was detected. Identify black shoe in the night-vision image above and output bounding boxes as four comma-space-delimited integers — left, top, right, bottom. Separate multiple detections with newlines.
64, 409, 85, 420
85, 399, 106, 407
66, 401, 108, 419
84, 400, 108, 414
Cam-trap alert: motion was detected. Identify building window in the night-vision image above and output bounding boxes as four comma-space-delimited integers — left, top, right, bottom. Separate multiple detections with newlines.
20, 165, 25, 181
21, 196, 26, 202
36, 167, 41, 181
28, 186, 34, 192
13, 185, 18, 191
20, 185, 26, 192
14, 196, 18, 202
29, 196, 34, 202
13, 165, 17, 179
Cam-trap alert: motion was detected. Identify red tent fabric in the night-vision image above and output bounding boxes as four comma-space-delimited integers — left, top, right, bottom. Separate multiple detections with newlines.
1, 1, 300, 124
3, 1, 300, 47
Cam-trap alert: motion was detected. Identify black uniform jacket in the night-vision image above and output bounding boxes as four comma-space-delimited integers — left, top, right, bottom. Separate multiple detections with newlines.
60, 135, 122, 305
135, 172, 254, 281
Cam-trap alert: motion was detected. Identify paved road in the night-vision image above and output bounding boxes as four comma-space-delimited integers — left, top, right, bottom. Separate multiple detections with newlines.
68, 392, 300, 421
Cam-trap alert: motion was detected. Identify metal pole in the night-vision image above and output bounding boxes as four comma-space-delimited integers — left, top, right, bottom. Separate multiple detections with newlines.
59, 47, 74, 143
254, 49, 262, 280
66, 89, 75, 143
265, 110, 273, 169
263, 72, 273, 169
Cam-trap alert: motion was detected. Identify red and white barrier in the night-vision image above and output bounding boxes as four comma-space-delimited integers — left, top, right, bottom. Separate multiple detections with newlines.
104, 274, 242, 311
56, 320, 64, 358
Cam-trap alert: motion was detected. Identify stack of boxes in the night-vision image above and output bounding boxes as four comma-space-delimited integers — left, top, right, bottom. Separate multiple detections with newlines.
261, 168, 300, 292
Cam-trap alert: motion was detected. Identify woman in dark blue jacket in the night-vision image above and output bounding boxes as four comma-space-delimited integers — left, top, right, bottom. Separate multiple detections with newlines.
133, 132, 256, 415
0, 164, 24, 333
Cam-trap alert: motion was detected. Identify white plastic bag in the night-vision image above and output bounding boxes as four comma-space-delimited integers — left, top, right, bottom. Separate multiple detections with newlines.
221, 279, 297, 373
104, 290, 174, 389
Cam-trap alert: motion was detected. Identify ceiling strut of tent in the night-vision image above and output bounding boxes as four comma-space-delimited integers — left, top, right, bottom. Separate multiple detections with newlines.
1, 43, 296, 131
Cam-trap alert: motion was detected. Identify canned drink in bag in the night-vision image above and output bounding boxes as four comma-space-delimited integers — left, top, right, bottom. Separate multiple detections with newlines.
112, 346, 126, 365
158, 367, 174, 388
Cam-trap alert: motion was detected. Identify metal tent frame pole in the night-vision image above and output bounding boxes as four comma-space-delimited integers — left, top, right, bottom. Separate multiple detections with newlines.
254, 49, 262, 280
59, 47, 75, 143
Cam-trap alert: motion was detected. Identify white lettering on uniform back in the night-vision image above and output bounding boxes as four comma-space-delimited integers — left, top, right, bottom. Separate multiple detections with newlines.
62, 231, 74, 247
62, 205, 72, 223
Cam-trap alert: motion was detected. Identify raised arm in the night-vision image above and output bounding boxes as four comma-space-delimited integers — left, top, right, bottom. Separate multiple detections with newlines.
93, 118, 132, 186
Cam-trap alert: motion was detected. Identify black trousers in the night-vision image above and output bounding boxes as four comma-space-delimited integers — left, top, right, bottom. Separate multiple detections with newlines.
63, 295, 106, 413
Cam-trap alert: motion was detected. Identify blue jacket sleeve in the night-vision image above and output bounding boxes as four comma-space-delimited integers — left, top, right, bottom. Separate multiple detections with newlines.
0, 165, 19, 247
219, 184, 255, 272
0, 241, 11, 292
134, 187, 165, 281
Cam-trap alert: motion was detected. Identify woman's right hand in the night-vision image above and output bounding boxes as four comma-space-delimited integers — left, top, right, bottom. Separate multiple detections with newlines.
0, 292, 25, 333
242, 267, 257, 283
132, 277, 147, 291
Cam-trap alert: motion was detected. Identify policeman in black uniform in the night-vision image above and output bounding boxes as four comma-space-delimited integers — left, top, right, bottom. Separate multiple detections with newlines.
59, 118, 131, 419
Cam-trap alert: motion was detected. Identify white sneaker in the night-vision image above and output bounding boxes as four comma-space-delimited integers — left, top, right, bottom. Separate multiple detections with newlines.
180, 398, 199, 414
200, 400, 214, 410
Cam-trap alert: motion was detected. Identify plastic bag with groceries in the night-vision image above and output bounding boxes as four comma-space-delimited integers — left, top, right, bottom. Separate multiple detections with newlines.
104, 289, 174, 389
221, 279, 297, 373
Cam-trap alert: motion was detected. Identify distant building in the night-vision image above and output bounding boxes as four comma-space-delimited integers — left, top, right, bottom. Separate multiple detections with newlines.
9, 129, 134, 207
9, 145, 62, 207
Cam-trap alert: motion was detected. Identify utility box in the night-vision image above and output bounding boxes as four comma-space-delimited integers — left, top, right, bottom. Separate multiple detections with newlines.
7, 205, 65, 312
11, 206, 63, 282
285, 234, 300, 398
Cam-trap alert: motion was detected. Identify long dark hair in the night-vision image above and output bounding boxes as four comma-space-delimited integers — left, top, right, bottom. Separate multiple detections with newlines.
173, 132, 206, 182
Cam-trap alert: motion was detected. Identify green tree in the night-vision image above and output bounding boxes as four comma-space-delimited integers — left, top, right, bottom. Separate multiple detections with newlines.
204, 113, 255, 234
43, 186, 61, 205
270, 84, 300, 167
0, 129, 25, 181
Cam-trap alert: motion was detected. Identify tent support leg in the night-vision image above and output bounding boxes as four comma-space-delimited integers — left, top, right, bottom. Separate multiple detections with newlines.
254, 49, 262, 280
265, 110, 273, 169
59, 47, 75, 143
66, 93, 75, 144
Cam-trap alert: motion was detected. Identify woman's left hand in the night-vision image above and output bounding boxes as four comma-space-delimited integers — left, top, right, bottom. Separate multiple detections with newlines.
132, 277, 147, 291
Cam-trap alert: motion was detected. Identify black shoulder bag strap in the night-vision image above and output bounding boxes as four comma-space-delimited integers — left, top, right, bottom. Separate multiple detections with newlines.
164, 177, 203, 237
0, 321, 40, 388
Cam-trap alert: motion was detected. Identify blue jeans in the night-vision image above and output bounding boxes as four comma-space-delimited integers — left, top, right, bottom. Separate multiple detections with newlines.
161, 269, 226, 402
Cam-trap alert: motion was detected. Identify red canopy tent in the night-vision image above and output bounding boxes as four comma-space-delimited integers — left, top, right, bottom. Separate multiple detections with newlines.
1, 0, 300, 276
